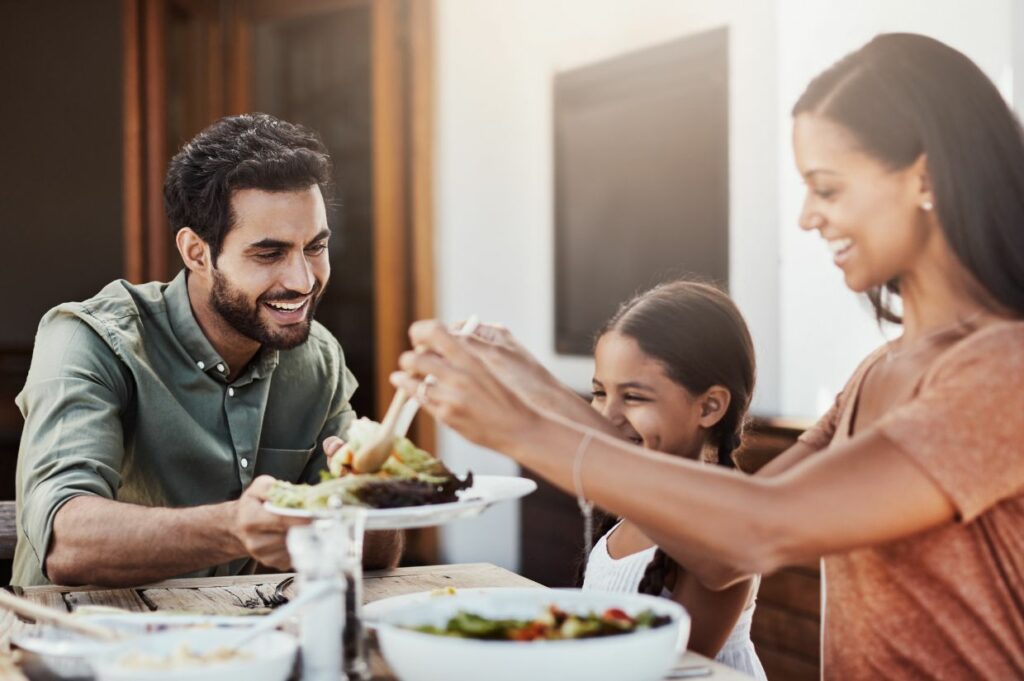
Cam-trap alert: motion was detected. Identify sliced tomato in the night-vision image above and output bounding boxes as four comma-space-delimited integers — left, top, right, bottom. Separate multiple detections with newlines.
602, 608, 633, 623
508, 623, 546, 641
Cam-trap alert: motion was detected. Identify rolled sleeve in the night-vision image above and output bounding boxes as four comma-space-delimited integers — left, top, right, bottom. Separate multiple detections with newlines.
16, 316, 131, 575
797, 391, 842, 451
797, 347, 889, 452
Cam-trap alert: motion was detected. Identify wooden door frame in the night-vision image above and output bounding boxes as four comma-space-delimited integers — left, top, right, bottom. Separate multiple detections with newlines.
370, 0, 436, 427
122, 0, 169, 284
369, 0, 438, 564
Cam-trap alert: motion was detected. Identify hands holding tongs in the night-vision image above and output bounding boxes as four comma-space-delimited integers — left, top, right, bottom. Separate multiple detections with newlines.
352, 315, 480, 473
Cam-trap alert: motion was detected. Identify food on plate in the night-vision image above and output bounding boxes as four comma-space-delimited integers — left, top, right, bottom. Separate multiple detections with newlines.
267, 418, 472, 510
408, 605, 672, 641
116, 643, 251, 670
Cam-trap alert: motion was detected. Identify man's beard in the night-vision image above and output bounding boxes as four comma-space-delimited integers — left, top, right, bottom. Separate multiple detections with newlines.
210, 269, 323, 350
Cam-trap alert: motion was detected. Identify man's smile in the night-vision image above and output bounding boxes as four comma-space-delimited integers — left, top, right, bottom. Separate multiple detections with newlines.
263, 296, 310, 323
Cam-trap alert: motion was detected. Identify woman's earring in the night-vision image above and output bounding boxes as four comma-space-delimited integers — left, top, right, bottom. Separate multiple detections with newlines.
702, 399, 720, 417
921, 200, 934, 211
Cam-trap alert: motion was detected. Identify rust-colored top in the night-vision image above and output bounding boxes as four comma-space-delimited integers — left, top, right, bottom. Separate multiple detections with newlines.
799, 321, 1024, 680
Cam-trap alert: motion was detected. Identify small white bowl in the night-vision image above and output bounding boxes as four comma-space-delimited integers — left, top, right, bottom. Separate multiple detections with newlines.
11, 613, 266, 680
374, 588, 689, 681
89, 629, 297, 681
13, 627, 121, 680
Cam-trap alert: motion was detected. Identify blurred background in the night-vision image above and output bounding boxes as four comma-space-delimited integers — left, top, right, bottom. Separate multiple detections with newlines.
0, 1, 1018, 677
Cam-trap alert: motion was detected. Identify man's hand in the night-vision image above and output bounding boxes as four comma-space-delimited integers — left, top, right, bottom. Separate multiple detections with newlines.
323, 436, 347, 474
232, 475, 308, 570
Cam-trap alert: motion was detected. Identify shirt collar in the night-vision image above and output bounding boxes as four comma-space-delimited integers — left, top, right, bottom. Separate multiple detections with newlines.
247, 345, 280, 384
165, 270, 223, 376
164, 270, 279, 382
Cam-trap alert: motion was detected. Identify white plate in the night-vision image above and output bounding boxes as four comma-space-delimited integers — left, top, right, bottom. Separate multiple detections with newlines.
263, 474, 537, 530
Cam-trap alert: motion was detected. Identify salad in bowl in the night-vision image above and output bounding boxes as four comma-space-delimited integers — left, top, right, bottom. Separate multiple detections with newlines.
372, 588, 689, 681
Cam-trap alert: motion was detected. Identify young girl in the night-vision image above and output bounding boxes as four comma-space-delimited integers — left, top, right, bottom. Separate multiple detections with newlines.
578, 280, 765, 679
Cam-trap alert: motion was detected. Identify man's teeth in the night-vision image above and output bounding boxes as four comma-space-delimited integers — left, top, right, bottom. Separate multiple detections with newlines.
827, 238, 853, 255
266, 300, 305, 311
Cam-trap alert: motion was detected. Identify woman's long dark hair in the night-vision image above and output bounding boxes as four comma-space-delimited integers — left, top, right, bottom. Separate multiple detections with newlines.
794, 33, 1024, 322
575, 280, 756, 596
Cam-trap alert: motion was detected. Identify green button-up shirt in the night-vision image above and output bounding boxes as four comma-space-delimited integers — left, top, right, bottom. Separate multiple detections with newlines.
12, 271, 357, 586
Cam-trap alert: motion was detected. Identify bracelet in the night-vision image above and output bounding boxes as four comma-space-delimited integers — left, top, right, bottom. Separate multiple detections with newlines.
572, 430, 594, 501
573, 430, 595, 557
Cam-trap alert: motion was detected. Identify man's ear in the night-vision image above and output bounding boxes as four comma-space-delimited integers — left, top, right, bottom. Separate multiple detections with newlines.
697, 386, 731, 429
175, 228, 211, 274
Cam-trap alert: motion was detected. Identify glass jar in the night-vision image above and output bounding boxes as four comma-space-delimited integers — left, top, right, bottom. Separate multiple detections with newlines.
286, 503, 370, 681
287, 520, 347, 681
334, 505, 369, 681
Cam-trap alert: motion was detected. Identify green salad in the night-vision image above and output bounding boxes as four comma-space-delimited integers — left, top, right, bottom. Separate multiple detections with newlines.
409, 605, 672, 641
267, 418, 472, 510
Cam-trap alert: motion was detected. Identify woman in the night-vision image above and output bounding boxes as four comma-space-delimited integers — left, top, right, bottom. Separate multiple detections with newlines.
393, 34, 1024, 679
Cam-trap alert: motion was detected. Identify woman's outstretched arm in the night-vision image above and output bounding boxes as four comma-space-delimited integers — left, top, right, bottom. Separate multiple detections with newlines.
507, 418, 953, 588
393, 321, 956, 589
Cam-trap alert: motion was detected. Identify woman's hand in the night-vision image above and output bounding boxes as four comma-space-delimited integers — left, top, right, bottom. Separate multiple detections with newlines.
389, 320, 540, 452
459, 321, 624, 438
457, 322, 565, 405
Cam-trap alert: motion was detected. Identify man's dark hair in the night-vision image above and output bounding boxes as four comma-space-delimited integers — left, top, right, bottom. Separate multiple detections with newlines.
164, 113, 333, 262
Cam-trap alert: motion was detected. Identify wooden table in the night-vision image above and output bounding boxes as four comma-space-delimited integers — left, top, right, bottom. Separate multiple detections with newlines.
0, 563, 751, 680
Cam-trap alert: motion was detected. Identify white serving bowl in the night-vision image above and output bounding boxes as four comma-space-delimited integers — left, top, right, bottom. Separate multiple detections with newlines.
374, 588, 689, 681
89, 629, 297, 681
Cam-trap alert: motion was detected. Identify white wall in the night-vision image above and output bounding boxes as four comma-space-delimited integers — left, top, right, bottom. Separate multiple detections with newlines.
434, 0, 779, 571
432, 0, 1015, 569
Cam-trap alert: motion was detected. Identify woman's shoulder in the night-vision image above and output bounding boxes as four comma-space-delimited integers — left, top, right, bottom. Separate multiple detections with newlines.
850, 343, 892, 382
831, 343, 891, 410
929, 319, 1024, 379
959, 318, 1024, 348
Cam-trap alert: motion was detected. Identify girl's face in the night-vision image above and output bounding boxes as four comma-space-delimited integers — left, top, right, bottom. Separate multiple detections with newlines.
793, 113, 936, 293
591, 331, 708, 460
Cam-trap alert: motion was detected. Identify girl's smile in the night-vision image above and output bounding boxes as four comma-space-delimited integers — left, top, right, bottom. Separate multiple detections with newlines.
591, 331, 707, 460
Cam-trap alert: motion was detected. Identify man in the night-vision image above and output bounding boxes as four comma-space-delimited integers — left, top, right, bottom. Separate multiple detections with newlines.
12, 113, 401, 586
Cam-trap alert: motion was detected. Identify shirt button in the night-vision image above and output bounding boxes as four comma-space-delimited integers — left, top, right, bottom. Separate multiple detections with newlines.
228, 387, 236, 397
240, 457, 249, 469
197, 360, 205, 369
217, 363, 225, 373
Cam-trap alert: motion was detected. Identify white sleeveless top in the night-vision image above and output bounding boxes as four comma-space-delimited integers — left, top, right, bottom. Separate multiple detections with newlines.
582, 522, 767, 681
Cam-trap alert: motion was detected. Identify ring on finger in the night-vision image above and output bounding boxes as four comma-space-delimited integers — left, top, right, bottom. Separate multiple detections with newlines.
417, 374, 439, 402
